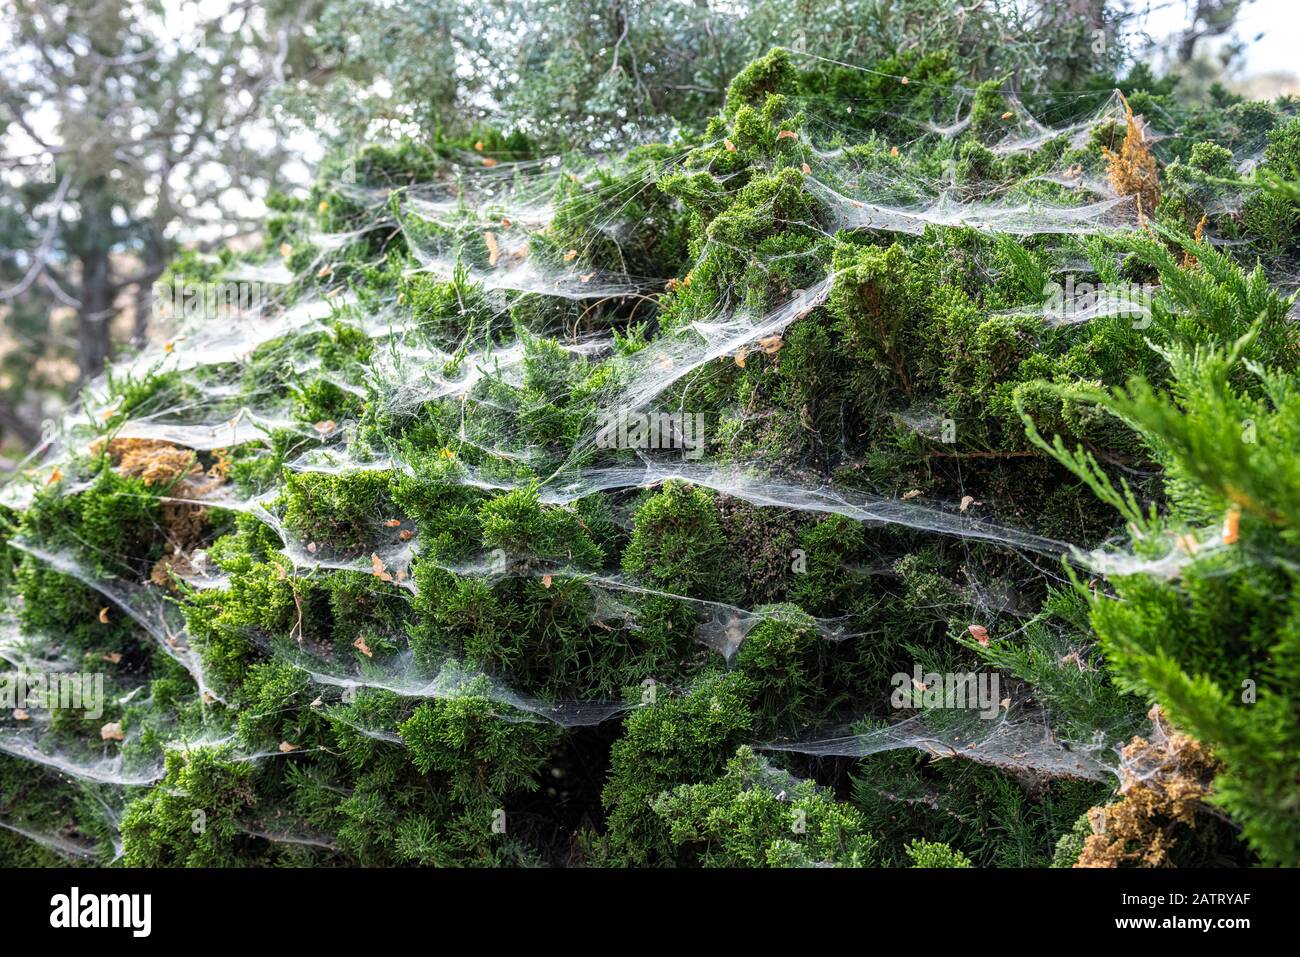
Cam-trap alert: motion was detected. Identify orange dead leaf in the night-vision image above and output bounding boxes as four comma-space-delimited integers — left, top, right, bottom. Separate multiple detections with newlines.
370, 553, 393, 582
542, 574, 553, 589
13, 709, 29, 721
398, 529, 414, 542
959, 495, 975, 512
279, 242, 293, 259
563, 249, 578, 261
482, 157, 498, 168
776, 130, 799, 141
278, 741, 298, 752
45, 467, 63, 486
1223, 507, 1241, 545
474, 140, 485, 152
500, 217, 512, 228
1001, 111, 1013, 120
313, 420, 336, 435
100, 722, 125, 741
485, 230, 499, 266
734, 348, 748, 368
890, 146, 899, 157
384, 519, 402, 527
102, 652, 123, 664
306, 542, 318, 554
967, 624, 990, 646
724, 138, 736, 152
901, 489, 922, 500
801, 162, 811, 175
354, 635, 373, 658
317, 264, 332, 279
98, 607, 110, 624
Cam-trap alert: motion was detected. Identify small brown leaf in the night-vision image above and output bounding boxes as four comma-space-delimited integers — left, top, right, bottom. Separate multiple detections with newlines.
500, 217, 512, 228
310, 697, 323, 708
353, 635, 373, 658
102, 652, 123, 664
967, 624, 990, 646
563, 248, 578, 261
482, 157, 498, 168
801, 162, 811, 175
959, 495, 975, 512
313, 420, 336, 435
398, 529, 414, 542
901, 489, 922, 500
724, 138, 736, 152
306, 541, 318, 554
776, 130, 799, 141
580, 271, 595, 283
279, 741, 298, 753
890, 146, 899, 157
370, 553, 393, 582
1001, 111, 1013, 120
474, 140, 485, 152
101, 722, 125, 741
45, 467, 63, 487
317, 264, 333, 279
734, 349, 748, 369
384, 519, 402, 528
542, 574, 553, 589
1223, 507, 1241, 545
484, 230, 499, 266
98, 607, 110, 624
279, 242, 293, 259
13, 709, 29, 721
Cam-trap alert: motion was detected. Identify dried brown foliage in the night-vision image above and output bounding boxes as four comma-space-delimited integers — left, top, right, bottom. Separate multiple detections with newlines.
1076, 706, 1219, 868
1102, 94, 1161, 221
92, 437, 229, 575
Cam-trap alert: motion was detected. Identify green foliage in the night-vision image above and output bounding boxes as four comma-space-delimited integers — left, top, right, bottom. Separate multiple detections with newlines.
652, 746, 876, 867
7, 43, 1300, 871
601, 672, 754, 865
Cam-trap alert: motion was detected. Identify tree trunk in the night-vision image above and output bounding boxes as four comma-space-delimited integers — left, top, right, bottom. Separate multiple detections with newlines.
78, 246, 114, 380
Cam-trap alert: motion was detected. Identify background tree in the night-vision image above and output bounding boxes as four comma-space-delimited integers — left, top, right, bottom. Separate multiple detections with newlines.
0, 0, 320, 449
277, 0, 1133, 150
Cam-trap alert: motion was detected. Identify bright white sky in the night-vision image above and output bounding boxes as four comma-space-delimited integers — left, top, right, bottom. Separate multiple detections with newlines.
1132, 0, 1300, 76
